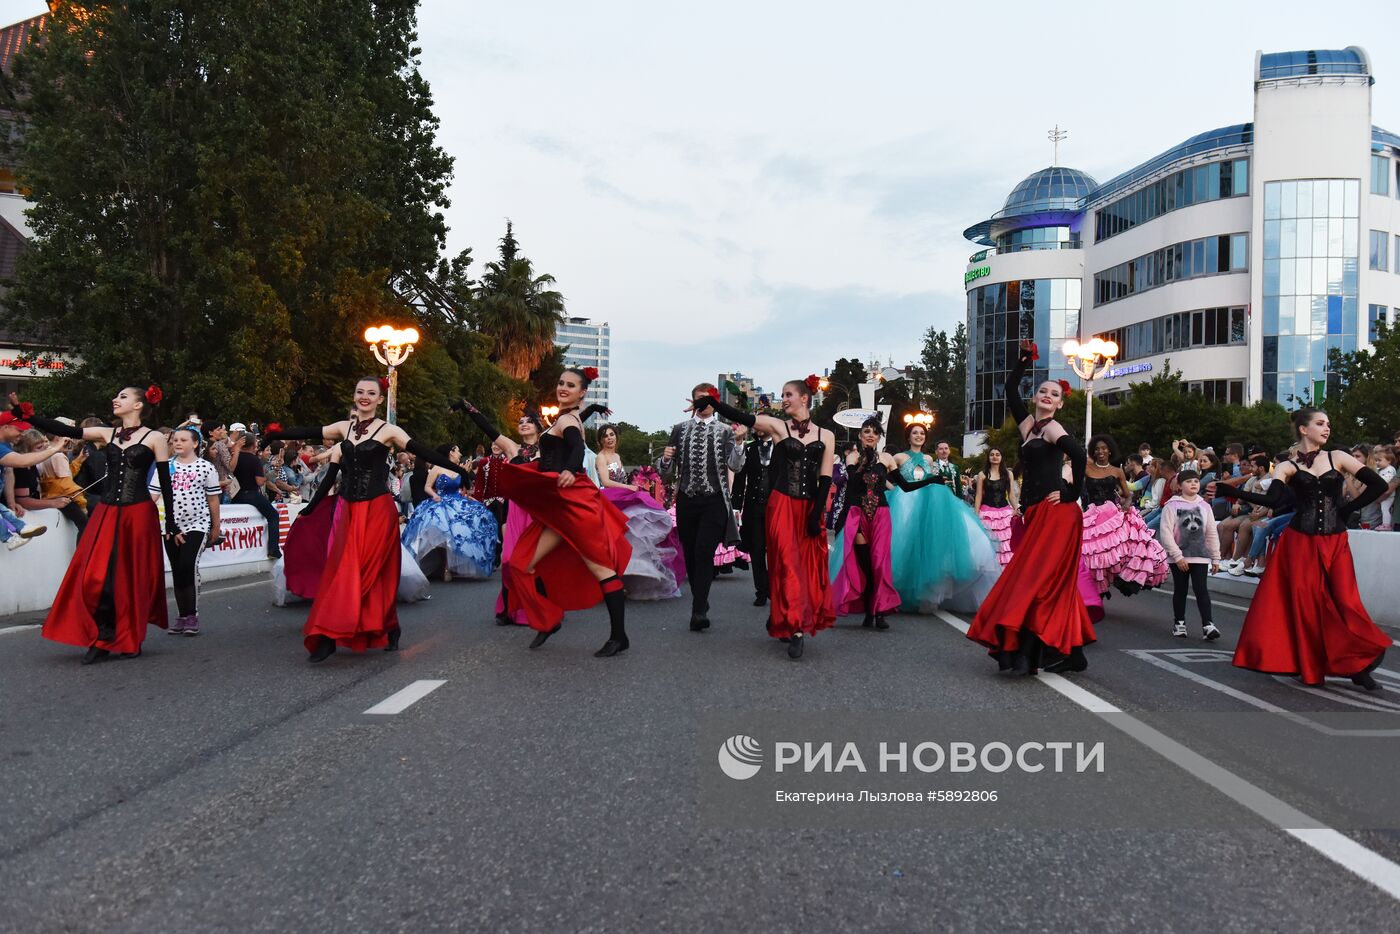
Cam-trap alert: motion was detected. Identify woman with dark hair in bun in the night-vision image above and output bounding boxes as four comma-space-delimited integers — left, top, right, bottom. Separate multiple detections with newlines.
263, 375, 471, 662
483, 410, 543, 625
965, 341, 1094, 675
829, 416, 943, 630
1081, 433, 1167, 598
399, 441, 498, 582
458, 367, 633, 657
1209, 406, 1390, 689
689, 375, 835, 659
10, 387, 178, 664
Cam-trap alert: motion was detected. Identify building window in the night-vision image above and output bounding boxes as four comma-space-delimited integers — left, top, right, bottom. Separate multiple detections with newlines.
994, 226, 1079, 253
1371, 154, 1391, 196
1368, 304, 1389, 342
1184, 379, 1245, 405
965, 278, 1080, 431
1262, 179, 1359, 407
1099, 306, 1247, 363
1093, 157, 1248, 242
1092, 233, 1247, 305
1370, 230, 1389, 271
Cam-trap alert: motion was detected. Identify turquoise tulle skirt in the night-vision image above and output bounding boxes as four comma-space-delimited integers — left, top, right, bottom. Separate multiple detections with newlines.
883, 484, 1001, 613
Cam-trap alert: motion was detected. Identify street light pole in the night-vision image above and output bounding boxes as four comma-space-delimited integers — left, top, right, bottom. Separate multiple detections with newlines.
364, 325, 420, 425
1062, 336, 1118, 440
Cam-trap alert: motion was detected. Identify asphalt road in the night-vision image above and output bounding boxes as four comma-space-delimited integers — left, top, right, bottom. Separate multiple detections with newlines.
2, 563, 1399, 933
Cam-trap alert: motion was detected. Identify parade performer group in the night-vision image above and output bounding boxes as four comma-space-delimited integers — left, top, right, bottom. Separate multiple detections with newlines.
966, 341, 1095, 675
14, 366, 1391, 692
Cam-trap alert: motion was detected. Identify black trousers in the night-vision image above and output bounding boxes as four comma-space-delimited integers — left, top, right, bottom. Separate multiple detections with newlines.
675, 492, 728, 616
233, 490, 281, 557
740, 498, 769, 599
59, 501, 88, 539
165, 531, 207, 617
1171, 563, 1213, 625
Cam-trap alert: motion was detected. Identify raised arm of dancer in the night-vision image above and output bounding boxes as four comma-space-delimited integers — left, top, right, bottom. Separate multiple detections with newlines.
1004, 342, 1034, 430
454, 399, 521, 461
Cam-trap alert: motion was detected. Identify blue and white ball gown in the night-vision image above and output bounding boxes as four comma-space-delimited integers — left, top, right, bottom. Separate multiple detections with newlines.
400, 472, 499, 579
886, 450, 1001, 612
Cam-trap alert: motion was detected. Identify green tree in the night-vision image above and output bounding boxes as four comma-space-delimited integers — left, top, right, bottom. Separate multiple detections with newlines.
917, 322, 969, 444
813, 357, 867, 430
473, 221, 566, 380
4, 1, 464, 428
1328, 323, 1400, 443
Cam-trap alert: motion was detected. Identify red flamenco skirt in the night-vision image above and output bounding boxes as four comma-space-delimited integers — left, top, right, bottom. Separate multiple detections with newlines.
831, 506, 900, 616
1233, 529, 1389, 684
303, 495, 400, 652
967, 500, 1095, 657
494, 498, 535, 625
496, 462, 632, 633
766, 491, 835, 639
44, 500, 166, 654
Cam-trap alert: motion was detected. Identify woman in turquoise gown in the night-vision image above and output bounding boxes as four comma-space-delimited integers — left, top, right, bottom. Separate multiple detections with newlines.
881, 426, 1000, 613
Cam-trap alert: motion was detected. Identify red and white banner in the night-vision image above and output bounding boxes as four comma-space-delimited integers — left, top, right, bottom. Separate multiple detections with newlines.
160, 503, 305, 571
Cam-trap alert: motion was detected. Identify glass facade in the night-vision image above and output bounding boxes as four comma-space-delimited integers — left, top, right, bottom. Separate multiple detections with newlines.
1372, 154, 1391, 196
1369, 304, 1389, 342
1094, 158, 1249, 242
995, 226, 1079, 253
1093, 233, 1248, 305
1100, 306, 1246, 364
1261, 179, 1359, 407
966, 278, 1080, 431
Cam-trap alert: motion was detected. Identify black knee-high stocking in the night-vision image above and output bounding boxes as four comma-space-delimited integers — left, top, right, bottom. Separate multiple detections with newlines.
853, 541, 874, 624
595, 575, 629, 657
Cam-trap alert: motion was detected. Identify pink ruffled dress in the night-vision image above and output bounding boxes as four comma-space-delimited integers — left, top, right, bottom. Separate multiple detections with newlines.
1081, 474, 1167, 596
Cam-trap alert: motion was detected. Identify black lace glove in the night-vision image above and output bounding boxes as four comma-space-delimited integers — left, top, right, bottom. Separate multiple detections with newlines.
156, 462, 179, 537
453, 399, 503, 444
580, 403, 612, 422
807, 475, 833, 537
1339, 466, 1387, 521
688, 394, 758, 428
24, 415, 84, 439
302, 462, 340, 515
1215, 479, 1286, 510
406, 437, 471, 479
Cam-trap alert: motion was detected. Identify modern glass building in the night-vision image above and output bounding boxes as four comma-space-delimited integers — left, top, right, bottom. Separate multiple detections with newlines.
962, 46, 1400, 433
555, 316, 611, 414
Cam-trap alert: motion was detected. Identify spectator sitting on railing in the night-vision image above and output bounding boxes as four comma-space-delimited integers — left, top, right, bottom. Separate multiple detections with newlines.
10, 429, 82, 536
31, 426, 90, 538
0, 410, 58, 550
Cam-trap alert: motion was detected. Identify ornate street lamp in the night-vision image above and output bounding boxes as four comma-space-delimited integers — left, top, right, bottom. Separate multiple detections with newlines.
1061, 336, 1118, 440
364, 325, 419, 425
539, 405, 561, 424
903, 412, 934, 428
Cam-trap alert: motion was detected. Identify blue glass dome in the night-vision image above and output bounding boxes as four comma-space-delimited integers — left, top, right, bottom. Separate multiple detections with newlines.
1001, 166, 1099, 215
1258, 48, 1370, 82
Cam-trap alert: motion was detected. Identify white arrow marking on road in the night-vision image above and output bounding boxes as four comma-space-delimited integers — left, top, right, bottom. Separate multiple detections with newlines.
0, 624, 39, 636
363, 680, 447, 715
934, 609, 1400, 903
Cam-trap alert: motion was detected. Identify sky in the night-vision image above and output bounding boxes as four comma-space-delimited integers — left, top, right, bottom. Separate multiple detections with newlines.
4, 1, 1400, 430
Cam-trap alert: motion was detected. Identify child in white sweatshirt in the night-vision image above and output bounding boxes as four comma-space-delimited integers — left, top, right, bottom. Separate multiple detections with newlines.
1158, 469, 1222, 640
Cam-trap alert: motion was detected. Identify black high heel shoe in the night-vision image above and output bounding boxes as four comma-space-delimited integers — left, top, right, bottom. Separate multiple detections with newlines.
861, 612, 874, 628
529, 624, 561, 649
787, 634, 804, 659
1044, 646, 1087, 674
81, 645, 110, 666
308, 636, 336, 663
594, 636, 629, 657
874, 615, 889, 631
1352, 671, 1383, 691
385, 627, 401, 652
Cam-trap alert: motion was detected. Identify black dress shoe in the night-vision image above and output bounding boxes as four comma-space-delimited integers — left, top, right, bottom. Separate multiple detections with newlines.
495, 613, 513, 626
119, 649, 142, 659
874, 615, 889, 631
787, 634, 804, 659
1353, 671, 1383, 691
81, 646, 110, 666
753, 595, 767, 607
529, 624, 561, 649
594, 637, 629, 658
385, 627, 401, 652
307, 636, 336, 663
1043, 646, 1087, 674
689, 614, 710, 632
861, 613, 875, 628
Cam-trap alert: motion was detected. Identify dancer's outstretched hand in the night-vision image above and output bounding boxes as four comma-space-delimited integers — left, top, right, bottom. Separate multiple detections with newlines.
557, 469, 576, 488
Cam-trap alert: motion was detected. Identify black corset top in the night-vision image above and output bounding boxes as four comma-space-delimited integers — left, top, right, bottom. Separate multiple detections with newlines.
849, 459, 890, 517
1288, 465, 1346, 535
338, 438, 392, 501
1020, 438, 1064, 508
772, 436, 823, 500
101, 441, 157, 506
982, 475, 1010, 508
1082, 474, 1119, 508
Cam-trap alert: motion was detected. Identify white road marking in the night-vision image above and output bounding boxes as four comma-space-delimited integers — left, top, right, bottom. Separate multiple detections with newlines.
363, 680, 447, 715
934, 608, 1400, 903
0, 624, 39, 636
204, 579, 271, 594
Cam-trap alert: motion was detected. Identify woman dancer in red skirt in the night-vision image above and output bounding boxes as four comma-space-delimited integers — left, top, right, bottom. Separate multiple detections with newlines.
481, 410, 542, 626
458, 370, 633, 657
831, 417, 943, 629
966, 341, 1093, 675
12, 387, 178, 664
266, 377, 469, 662
1210, 406, 1389, 689
689, 376, 835, 659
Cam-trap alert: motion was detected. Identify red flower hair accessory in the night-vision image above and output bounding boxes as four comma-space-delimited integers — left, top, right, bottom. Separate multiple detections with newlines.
377, 377, 389, 393
1056, 379, 1073, 397
582, 366, 599, 381
145, 385, 163, 405
265, 422, 283, 435
705, 386, 720, 401
804, 374, 821, 393
16, 401, 33, 419
1029, 342, 1041, 361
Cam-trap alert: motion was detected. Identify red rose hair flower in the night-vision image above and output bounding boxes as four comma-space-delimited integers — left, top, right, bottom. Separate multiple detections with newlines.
582, 366, 599, 381
1056, 379, 1073, 397
705, 386, 720, 401
265, 422, 283, 435
1029, 342, 1041, 361
145, 385, 163, 405
17, 401, 33, 419
377, 377, 389, 393
804, 374, 821, 393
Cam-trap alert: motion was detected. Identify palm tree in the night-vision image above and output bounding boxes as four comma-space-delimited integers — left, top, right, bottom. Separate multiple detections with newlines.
473, 221, 565, 380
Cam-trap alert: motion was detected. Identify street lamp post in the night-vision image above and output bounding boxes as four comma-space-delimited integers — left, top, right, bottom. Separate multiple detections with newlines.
1061, 336, 1118, 440
364, 325, 420, 425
